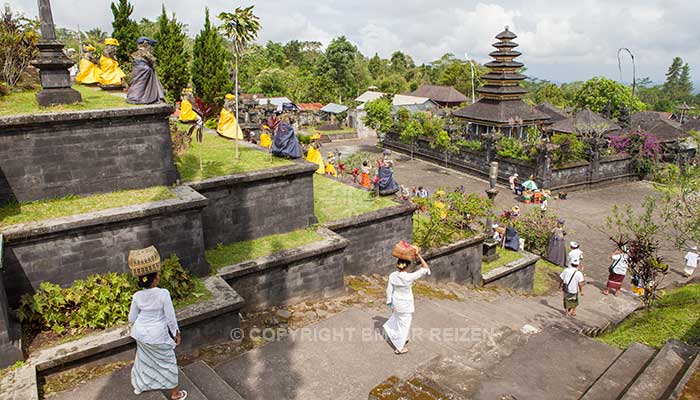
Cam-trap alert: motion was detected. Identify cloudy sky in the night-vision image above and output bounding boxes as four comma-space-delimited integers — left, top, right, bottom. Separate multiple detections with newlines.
10, 0, 700, 84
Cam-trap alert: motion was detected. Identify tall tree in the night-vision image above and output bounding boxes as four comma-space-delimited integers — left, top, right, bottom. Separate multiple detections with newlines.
110, 0, 139, 63
572, 76, 646, 118
368, 53, 383, 80
218, 5, 261, 159
154, 6, 190, 103
325, 36, 358, 101
191, 8, 232, 108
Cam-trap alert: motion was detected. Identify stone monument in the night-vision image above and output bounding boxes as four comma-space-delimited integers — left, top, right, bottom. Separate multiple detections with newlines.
32, 0, 82, 106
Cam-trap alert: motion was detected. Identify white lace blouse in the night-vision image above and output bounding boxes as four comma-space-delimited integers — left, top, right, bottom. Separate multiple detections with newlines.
128, 287, 179, 346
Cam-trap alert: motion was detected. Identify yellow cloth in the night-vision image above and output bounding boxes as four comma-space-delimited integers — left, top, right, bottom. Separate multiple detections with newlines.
325, 163, 337, 177
216, 108, 243, 140
76, 59, 101, 84
260, 133, 272, 149
179, 99, 197, 122
306, 147, 325, 174
98, 55, 125, 86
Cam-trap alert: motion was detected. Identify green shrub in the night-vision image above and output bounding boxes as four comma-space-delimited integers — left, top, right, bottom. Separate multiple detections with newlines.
499, 208, 561, 256
204, 118, 218, 130
18, 254, 200, 335
456, 139, 482, 151
496, 137, 530, 162
551, 133, 586, 165
298, 134, 311, 145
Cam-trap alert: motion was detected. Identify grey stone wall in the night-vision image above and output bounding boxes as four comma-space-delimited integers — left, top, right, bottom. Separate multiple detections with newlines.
218, 228, 349, 311
482, 251, 539, 291
1, 186, 209, 307
0, 264, 22, 367
324, 203, 416, 276
423, 236, 485, 285
189, 161, 318, 248
384, 133, 635, 191
0, 105, 179, 204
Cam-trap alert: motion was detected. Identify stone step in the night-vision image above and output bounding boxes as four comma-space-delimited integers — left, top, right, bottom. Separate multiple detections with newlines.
183, 360, 245, 400
620, 339, 699, 400
579, 342, 656, 400
176, 368, 209, 400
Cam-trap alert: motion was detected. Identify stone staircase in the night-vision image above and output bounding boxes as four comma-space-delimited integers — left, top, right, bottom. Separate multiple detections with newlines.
580, 339, 700, 400
170, 360, 246, 400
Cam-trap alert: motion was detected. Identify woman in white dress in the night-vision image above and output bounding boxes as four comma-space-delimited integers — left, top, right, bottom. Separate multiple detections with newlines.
383, 251, 430, 354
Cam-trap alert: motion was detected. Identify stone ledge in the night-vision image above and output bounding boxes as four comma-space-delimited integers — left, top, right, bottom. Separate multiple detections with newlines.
323, 203, 417, 231
0, 275, 243, 400
482, 251, 539, 284
217, 227, 350, 281
0, 186, 207, 242
187, 160, 318, 191
422, 234, 486, 261
0, 104, 174, 128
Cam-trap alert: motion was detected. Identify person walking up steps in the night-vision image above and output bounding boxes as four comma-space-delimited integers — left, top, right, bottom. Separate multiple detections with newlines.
384, 247, 431, 355
128, 247, 187, 400
685, 246, 699, 278
560, 260, 584, 317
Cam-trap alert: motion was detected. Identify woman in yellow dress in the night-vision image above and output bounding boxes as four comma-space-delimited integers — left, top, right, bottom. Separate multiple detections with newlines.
216, 94, 243, 140
178, 88, 197, 122
75, 44, 101, 85
99, 38, 126, 88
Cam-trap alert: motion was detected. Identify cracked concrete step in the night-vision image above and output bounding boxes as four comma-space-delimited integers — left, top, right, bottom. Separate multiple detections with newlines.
182, 360, 245, 400
579, 342, 656, 400
620, 339, 699, 400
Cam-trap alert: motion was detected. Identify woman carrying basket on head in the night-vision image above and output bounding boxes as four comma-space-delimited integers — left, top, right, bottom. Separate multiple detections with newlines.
383, 242, 431, 355
128, 246, 187, 400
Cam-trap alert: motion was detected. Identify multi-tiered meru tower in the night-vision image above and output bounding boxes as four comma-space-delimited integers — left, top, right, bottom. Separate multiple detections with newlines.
454, 26, 549, 138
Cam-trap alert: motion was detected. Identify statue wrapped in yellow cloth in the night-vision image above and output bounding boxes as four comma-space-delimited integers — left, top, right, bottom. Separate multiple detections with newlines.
179, 88, 197, 122
325, 152, 338, 177
216, 94, 243, 140
75, 44, 101, 85
260, 132, 272, 149
99, 38, 126, 89
306, 144, 325, 174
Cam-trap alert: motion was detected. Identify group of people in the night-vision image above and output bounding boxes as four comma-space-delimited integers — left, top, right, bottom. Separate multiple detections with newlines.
75, 37, 165, 105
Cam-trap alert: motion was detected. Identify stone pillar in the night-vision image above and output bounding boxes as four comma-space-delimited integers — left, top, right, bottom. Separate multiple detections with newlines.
483, 161, 499, 261
32, 0, 82, 106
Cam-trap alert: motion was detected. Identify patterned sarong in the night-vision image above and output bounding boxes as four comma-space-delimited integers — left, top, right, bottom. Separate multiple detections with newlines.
606, 272, 625, 291
131, 341, 178, 394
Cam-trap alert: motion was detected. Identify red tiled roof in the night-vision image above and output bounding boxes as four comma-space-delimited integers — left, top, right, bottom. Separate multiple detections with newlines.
298, 102, 324, 111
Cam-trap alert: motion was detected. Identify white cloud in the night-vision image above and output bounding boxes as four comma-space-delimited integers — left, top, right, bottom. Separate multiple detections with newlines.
8, 0, 700, 82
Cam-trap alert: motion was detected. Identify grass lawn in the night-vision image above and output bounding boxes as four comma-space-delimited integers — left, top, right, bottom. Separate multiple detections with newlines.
175, 132, 293, 182
206, 228, 323, 271
306, 126, 356, 135
0, 186, 174, 227
481, 247, 525, 274
598, 284, 700, 349
533, 258, 562, 296
313, 175, 398, 223
0, 85, 135, 116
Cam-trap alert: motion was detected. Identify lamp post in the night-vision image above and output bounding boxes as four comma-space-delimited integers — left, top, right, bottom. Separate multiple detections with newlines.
32, 0, 82, 106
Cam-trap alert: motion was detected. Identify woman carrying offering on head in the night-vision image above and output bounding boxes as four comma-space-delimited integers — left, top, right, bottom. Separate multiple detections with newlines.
383, 244, 430, 355
128, 246, 187, 400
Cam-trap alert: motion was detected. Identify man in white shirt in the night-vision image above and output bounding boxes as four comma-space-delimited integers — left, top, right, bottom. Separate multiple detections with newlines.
567, 241, 584, 270
684, 246, 699, 278
560, 260, 584, 317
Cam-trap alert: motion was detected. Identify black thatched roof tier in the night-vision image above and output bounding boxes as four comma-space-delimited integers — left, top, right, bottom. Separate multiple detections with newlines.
484, 60, 524, 69
621, 111, 689, 143
682, 118, 700, 132
481, 72, 527, 81
535, 103, 570, 123
489, 50, 522, 58
492, 41, 518, 48
496, 27, 517, 40
548, 108, 620, 134
477, 86, 529, 95
453, 98, 550, 125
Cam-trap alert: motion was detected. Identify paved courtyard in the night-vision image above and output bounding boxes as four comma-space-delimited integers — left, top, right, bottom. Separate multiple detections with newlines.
329, 137, 686, 286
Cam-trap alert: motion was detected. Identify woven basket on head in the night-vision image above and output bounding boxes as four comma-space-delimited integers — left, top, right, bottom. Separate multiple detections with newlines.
128, 246, 161, 277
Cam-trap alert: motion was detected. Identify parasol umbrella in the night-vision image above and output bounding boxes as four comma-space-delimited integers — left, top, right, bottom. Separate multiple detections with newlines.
522, 179, 538, 191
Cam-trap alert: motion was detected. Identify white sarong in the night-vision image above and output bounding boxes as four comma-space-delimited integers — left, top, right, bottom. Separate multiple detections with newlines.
131, 341, 178, 394
383, 312, 413, 350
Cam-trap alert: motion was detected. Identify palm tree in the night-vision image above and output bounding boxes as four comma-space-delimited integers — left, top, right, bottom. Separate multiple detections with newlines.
218, 6, 260, 160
